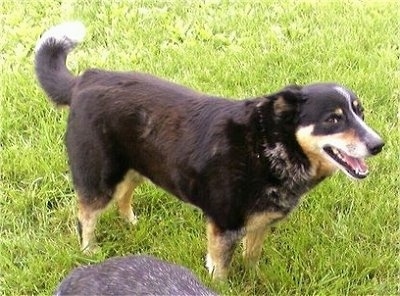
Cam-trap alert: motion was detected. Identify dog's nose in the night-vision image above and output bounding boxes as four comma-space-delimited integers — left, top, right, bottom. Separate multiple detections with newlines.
367, 139, 384, 155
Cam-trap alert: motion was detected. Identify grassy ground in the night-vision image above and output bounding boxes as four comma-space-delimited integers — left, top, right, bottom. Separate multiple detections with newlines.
1, 0, 399, 295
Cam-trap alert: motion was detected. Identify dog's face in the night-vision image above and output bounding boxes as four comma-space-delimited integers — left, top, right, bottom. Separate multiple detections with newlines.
294, 83, 384, 180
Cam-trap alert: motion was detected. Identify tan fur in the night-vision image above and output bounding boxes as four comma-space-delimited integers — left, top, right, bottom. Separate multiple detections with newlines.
78, 170, 143, 251
242, 211, 284, 264
78, 200, 102, 252
296, 125, 364, 181
114, 170, 143, 224
296, 125, 338, 180
206, 221, 242, 280
273, 95, 292, 115
334, 108, 343, 116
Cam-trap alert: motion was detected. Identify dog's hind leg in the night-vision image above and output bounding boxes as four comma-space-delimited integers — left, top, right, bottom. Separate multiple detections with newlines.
113, 170, 143, 225
206, 220, 243, 280
77, 195, 110, 252
242, 211, 284, 265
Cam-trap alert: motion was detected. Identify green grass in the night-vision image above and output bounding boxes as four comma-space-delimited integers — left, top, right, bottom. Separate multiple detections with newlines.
1, 0, 399, 295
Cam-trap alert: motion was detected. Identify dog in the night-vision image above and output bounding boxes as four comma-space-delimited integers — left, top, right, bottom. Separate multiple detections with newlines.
35, 22, 384, 280
55, 255, 217, 295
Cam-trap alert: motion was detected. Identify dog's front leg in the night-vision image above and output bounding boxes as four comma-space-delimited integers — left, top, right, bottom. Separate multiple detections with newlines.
242, 227, 269, 266
242, 211, 284, 265
206, 219, 243, 280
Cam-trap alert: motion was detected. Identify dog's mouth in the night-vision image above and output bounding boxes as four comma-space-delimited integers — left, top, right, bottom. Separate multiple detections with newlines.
323, 146, 368, 179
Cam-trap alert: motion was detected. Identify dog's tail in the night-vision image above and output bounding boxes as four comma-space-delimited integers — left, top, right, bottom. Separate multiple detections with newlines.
34, 21, 86, 106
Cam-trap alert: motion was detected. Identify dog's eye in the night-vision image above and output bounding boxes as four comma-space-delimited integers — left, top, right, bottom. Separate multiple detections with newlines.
325, 114, 342, 124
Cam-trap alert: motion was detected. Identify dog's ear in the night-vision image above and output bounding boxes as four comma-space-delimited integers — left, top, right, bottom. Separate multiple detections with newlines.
282, 84, 303, 91
272, 85, 305, 118
255, 85, 306, 127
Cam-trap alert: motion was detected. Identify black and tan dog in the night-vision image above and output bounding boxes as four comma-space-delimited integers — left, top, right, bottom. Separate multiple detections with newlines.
35, 22, 384, 279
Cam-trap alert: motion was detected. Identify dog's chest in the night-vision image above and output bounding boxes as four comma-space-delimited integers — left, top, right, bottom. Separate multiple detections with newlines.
255, 143, 315, 212
260, 181, 312, 213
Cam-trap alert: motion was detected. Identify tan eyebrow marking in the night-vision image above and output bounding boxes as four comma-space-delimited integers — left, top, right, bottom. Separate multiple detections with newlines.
352, 100, 359, 108
334, 108, 343, 115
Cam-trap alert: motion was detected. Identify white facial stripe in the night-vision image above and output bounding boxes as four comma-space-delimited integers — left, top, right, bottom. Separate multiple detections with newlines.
334, 86, 382, 144
333, 86, 351, 101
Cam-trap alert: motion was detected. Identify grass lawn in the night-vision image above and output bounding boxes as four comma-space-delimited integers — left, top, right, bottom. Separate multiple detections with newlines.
1, 0, 399, 295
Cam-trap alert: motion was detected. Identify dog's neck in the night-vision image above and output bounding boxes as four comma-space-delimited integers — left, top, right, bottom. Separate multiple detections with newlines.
254, 104, 312, 186
255, 104, 269, 159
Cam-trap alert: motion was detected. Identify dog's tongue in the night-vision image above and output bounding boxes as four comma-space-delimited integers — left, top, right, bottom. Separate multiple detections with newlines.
343, 154, 368, 173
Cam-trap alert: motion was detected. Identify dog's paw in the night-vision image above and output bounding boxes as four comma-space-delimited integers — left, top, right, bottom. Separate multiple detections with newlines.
127, 212, 138, 225
242, 253, 260, 267
81, 243, 100, 254
119, 209, 138, 225
206, 254, 228, 280
205, 253, 216, 275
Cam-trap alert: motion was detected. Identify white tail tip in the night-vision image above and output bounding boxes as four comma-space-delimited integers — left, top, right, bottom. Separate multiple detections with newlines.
35, 21, 86, 53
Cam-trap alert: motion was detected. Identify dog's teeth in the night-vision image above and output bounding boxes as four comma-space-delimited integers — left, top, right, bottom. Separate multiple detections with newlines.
334, 149, 343, 160
333, 148, 343, 160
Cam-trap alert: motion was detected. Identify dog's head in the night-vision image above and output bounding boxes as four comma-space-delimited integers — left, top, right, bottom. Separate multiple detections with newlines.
255, 83, 384, 180
292, 83, 384, 180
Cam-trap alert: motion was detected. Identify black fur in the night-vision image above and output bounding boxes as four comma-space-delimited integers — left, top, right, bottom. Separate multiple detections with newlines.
50, 65, 311, 230
35, 38, 76, 105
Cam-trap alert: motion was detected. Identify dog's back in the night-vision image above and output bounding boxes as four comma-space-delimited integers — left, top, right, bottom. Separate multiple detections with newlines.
55, 255, 217, 296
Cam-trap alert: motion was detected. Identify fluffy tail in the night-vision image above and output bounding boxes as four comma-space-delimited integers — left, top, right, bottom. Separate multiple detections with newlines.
34, 21, 86, 106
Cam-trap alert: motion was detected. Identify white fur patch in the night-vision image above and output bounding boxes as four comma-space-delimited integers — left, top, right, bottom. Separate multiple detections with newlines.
205, 253, 215, 275
35, 21, 86, 53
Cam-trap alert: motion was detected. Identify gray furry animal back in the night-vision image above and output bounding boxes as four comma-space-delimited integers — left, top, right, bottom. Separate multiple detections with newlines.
55, 255, 217, 295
